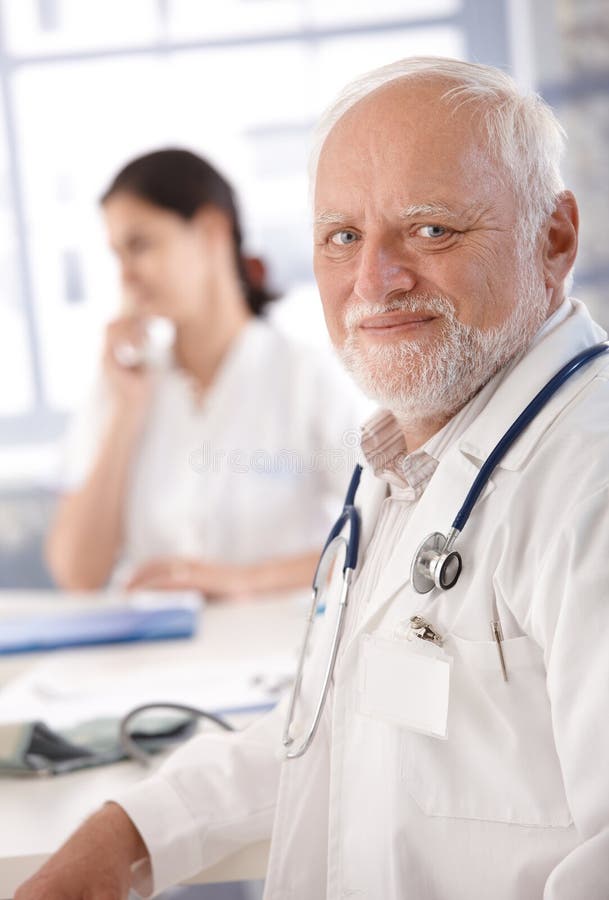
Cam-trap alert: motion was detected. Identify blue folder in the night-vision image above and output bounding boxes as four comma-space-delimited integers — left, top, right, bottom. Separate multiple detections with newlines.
0, 601, 199, 655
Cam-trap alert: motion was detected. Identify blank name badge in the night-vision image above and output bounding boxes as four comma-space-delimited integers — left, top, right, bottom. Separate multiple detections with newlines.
357, 632, 451, 739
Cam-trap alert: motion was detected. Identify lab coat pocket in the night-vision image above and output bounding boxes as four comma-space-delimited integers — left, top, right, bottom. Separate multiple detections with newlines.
401, 632, 572, 828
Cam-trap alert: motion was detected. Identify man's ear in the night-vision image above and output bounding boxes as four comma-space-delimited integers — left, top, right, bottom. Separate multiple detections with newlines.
542, 191, 579, 289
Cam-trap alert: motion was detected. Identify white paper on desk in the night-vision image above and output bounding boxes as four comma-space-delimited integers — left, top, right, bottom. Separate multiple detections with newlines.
0, 652, 296, 730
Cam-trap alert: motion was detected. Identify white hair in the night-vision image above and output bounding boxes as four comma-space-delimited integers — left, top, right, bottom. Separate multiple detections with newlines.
310, 56, 567, 238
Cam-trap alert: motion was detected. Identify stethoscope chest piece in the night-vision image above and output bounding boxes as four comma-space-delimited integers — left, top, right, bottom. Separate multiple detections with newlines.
408, 342, 609, 595
411, 530, 462, 594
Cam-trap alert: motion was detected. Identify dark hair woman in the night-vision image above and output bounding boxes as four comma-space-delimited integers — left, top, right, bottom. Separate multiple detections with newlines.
46, 148, 365, 597
100, 147, 274, 316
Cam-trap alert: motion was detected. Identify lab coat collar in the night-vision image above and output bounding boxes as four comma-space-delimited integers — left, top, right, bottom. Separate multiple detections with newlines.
456, 299, 608, 472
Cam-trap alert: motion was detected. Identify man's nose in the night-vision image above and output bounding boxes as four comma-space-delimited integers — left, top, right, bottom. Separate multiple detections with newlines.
353, 238, 418, 304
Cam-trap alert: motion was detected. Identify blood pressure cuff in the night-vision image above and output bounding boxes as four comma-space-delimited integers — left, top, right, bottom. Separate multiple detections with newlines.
0, 712, 196, 777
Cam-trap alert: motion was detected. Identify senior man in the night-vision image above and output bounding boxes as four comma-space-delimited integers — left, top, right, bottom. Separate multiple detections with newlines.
17, 57, 609, 900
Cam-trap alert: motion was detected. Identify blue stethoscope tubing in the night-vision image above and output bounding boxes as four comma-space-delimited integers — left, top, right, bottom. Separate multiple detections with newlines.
411, 340, 609, 593
282, 464, 362, 757
281, 341, 609, 758
318, 463, 362, 573
454, 341, 609, 532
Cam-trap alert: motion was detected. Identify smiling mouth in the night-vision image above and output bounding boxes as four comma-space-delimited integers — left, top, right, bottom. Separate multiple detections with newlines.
358, 312, 438, 333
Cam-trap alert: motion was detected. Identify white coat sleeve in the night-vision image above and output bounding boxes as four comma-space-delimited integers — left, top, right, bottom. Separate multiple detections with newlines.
530, 485, 609, 899
107, 700, 286, 897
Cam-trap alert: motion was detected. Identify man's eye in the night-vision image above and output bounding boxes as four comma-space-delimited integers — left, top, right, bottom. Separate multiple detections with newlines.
330, 230, 358, 246
417, 224, 448, 238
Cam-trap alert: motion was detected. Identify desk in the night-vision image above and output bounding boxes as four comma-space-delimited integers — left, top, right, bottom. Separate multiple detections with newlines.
0, 591, 306, 899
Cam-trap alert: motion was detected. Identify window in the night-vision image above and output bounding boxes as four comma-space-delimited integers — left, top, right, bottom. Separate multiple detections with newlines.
1, 0, 511, 467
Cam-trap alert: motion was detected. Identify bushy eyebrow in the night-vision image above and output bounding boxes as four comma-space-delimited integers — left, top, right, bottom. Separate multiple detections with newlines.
313, 211, 349, 228
399, 203, 456, 220
314, 203, 475, 229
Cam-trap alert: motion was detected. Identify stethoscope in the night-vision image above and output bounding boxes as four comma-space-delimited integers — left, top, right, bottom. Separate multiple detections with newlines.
282, 341, 609, 759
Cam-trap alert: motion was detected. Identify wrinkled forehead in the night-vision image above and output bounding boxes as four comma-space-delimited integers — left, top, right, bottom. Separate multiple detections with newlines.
316, 76, 493, 173
314, 80, 508, 216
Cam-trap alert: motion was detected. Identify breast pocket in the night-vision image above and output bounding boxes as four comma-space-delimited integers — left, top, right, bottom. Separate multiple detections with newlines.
400, 633, 572, 828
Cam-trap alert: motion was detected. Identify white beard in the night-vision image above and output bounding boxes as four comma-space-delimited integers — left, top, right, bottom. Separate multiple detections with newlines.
337, 265, 548, 426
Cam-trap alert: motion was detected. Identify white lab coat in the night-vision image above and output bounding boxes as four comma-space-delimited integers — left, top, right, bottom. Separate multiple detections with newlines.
115, 300, 609, 899
61, 318, 367, 582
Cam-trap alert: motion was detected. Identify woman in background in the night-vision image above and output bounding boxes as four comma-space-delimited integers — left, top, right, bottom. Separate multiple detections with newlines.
47, 148, 365, 597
